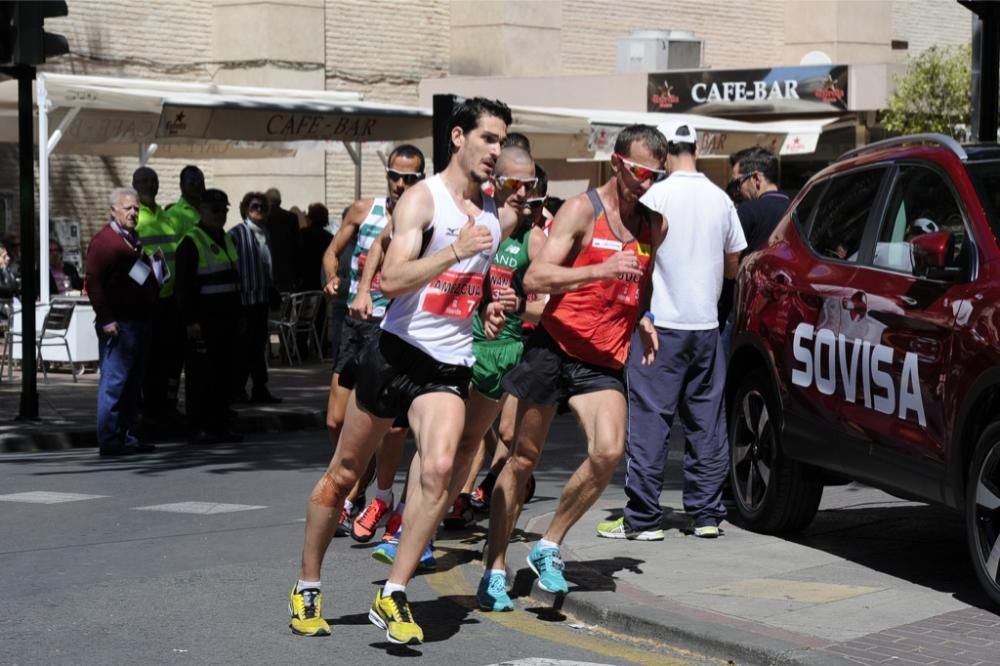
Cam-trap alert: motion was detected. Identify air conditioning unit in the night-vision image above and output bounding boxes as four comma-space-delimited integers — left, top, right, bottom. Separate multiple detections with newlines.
616, 30, 703, 73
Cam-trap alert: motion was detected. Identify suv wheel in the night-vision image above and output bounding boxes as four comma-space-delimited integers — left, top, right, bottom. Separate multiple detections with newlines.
728, 371, 822, 533
966, 423, 1000, 606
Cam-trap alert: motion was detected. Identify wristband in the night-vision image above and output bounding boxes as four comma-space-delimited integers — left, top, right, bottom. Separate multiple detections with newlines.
451, 244, 460, 263
644, 311, 655, 323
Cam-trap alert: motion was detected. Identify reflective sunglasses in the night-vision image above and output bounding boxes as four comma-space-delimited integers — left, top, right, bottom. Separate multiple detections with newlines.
496, 176, 538, 192
525, 196, 547, 210
387, 169, 424, 185
614, 153, 667, 183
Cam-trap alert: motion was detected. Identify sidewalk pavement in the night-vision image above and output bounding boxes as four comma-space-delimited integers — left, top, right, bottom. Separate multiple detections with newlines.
4, 363, 999, 666
0, 361, 330, 452
495, 419, 1000, 666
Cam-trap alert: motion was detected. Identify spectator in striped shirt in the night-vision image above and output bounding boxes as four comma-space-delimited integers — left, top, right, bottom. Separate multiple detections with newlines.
229, 191, 282, 404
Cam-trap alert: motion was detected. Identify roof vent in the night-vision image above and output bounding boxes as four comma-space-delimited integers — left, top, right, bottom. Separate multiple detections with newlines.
616, 30, 703, 73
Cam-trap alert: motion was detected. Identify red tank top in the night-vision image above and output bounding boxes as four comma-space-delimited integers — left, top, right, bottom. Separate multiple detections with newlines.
541, 190, 653, 370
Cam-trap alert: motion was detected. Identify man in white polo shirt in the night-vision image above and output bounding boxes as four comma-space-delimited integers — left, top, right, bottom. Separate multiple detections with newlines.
597, 122, 746, 541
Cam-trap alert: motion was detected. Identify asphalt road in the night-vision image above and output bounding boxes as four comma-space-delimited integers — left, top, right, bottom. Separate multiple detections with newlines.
0, 424, 721, 666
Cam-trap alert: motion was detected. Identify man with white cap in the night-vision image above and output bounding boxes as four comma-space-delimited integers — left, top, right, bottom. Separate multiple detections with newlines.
597, 121, 746, 541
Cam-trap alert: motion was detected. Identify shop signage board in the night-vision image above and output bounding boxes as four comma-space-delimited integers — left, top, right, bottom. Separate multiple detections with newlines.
647, 65, 848, 115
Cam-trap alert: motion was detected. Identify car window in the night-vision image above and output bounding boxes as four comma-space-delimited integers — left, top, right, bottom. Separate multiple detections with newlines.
807, 167, 887, 262
790, 181, 824, 232
873, 165, 967, 276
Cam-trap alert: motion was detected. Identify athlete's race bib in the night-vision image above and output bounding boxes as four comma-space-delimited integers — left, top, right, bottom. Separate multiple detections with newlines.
603, 240, 647, 306
356, 253, 382, 292
422, 270, 485, 319
489, 265, 514, 296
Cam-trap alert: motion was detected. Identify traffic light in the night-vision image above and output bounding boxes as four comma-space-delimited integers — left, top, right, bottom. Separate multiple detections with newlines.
0, 2, 14, 65
0, 1, 69, 66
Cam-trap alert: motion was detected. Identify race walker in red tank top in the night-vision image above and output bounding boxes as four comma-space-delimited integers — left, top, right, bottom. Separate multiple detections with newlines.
541, 189, 653, 370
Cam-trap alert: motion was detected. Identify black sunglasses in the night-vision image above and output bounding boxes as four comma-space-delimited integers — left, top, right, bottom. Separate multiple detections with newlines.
525, 197, 547, 209
387, 169, 424, 186
249, 202, 266, 211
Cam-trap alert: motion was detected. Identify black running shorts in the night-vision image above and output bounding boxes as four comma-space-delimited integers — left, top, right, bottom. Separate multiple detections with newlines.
501, 325, 624, 406
335, 317, 381, 382
355, 330, 472, 422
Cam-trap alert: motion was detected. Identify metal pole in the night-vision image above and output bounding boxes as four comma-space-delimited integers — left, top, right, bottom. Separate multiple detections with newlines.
979, 8, 999, 142
972, 13, 983, 141
354, 141, 361, 201
432, 94, 457, 174
17, 66, 38, 420
37, 75, 50, 305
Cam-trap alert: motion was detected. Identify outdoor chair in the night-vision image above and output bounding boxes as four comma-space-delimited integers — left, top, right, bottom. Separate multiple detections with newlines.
267, 292, 295, 366
291, 291, 325, 362
6, 299, 78, 382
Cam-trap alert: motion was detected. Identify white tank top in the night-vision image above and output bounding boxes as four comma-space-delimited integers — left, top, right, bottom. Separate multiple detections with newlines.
381, 174, 502, 366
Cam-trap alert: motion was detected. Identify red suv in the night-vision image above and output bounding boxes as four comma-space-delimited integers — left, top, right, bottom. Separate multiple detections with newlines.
727, 133, 1000, 606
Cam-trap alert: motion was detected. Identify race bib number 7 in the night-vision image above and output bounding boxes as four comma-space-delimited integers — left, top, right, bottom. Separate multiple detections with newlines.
422, 270, 485, 319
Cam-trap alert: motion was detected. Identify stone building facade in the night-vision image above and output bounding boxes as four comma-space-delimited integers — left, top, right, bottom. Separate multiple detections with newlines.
0, 0, 973, 261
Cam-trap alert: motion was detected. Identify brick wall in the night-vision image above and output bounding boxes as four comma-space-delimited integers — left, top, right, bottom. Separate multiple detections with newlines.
323, 0, 450, 223
892, 0, 971, 56
559, 0, 785, 74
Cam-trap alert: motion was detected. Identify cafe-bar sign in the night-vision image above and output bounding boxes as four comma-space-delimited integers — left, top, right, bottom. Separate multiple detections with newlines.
647, 65, 848, 114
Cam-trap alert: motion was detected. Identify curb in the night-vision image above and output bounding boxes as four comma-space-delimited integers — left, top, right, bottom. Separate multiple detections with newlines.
0, 408, 326, 454
508, 510, 851, 666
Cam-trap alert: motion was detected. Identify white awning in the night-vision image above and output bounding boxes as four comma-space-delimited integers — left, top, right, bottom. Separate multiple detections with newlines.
0, 72, 432, 157
508, 105, 843, 160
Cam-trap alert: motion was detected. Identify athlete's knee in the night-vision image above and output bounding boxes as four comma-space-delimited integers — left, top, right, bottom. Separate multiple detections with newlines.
509, 445, 540, 475
590, 439, 625, 473
419, 453, 454, 491
309, 469, 355, 507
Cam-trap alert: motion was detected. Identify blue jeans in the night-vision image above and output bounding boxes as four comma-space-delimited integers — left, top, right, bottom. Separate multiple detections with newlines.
96, 320, 151, 449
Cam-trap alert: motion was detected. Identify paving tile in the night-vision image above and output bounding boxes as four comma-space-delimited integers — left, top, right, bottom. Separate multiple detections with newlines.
132, 501, 266, 514
0, 491, 107, 504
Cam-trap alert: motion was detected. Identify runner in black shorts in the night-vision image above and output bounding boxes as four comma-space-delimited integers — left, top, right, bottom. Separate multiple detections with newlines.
318, 146, 425, 538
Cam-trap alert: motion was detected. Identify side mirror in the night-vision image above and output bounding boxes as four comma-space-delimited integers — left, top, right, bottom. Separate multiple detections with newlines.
911, 231, 956, 279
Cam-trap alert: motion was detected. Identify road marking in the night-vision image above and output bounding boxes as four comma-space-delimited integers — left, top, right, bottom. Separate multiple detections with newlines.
0, 491, 108, 504
132, 502, 266, 515
701, 578, 882, 603
424, 547, 694, 666
476, 657, 614, 666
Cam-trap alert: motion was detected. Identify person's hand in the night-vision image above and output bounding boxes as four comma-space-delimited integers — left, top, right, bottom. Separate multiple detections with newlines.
186, 323, 202, 340
349, 290, 373, 320
597, 250, 642, 281
322, 275, 339, 297
491, 285, 518, 312
483, 302, 506, 339
452, 215, 493, 260
102, 322, 119, 337
638, 316, 658, 365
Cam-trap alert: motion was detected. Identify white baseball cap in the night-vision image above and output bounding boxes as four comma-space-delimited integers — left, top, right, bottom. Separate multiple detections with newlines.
659, 122, 698, 145
912, 217, 939, 234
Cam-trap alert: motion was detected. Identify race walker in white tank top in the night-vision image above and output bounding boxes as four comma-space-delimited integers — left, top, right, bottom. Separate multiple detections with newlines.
381, 174, 502, 367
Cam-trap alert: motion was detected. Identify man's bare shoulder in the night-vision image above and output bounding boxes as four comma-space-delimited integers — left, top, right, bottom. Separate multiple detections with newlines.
344, 198, 376, 227
551, 191, 596, 234
393, 182, 435, 227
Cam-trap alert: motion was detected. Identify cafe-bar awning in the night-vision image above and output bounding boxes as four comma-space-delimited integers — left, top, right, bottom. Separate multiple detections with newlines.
0, 72, 436, 302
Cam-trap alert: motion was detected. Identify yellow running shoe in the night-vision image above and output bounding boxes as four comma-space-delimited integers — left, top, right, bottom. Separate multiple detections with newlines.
288, 585, 331, 636
368, 588, 424, 645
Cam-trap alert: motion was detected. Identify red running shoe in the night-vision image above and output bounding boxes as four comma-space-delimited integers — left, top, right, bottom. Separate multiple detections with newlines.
381, 511, 403, 542
443, 493, 475, 530
351, 497, 391, 543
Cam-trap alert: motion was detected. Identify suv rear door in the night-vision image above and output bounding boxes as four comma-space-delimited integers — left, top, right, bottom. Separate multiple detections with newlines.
835, 162, 970, 502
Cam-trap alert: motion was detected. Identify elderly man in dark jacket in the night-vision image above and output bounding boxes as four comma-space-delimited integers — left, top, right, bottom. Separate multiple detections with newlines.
86, 187, 162, 457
